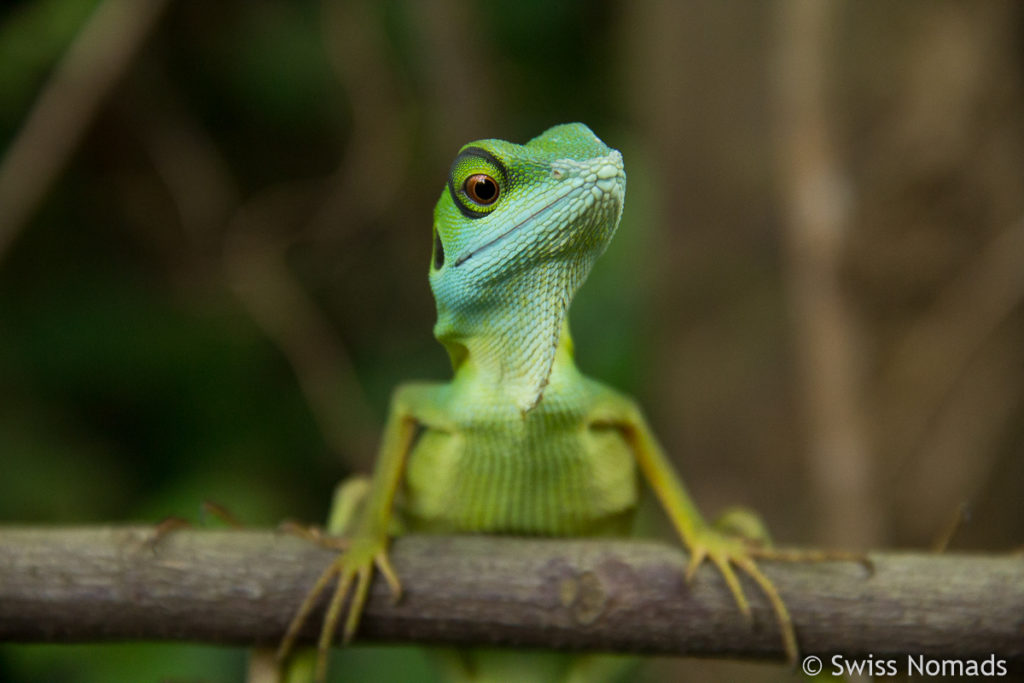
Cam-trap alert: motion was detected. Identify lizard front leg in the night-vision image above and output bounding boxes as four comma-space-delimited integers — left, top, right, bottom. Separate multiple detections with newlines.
592, 395, 801, 663
277, 384, 429, 682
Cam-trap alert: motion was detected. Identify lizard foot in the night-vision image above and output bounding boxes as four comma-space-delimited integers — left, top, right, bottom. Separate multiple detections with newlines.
686, 508, 870, 664
277, 537, 401, 683
683, 524, 801, 663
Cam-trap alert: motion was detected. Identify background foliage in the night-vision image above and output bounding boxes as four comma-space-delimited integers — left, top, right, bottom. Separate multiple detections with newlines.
2, 1, 1022, 681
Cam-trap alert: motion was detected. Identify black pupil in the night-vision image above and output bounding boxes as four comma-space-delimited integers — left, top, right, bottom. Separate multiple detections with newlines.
469, 176, 497, 203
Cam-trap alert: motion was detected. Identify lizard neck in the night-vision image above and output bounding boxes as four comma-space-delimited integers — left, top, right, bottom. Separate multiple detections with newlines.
433, 255, 593, 413
438, 317, 578, 413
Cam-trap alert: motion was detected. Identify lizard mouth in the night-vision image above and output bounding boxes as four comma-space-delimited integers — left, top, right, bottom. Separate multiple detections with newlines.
452, 187, 576, 268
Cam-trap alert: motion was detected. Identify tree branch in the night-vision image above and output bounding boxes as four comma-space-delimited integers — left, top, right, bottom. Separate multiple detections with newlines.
0, 527, 1021, 668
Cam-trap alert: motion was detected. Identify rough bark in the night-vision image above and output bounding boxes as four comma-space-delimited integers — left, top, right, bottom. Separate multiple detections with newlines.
0, 527, 1020, 670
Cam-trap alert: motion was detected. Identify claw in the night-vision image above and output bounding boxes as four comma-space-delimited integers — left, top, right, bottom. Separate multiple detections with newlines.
684, 546, 707, 582
709, 554, 751, 620
342, 565, 372, 643
374, 551, 403, 601
749, 545, 874, 574
316, 567, 356, 681
146, 516, 191, 549
278, 521, 351, 552
732, 554, 797, 663
199, 500, 244, 528
277, 559, 340, 665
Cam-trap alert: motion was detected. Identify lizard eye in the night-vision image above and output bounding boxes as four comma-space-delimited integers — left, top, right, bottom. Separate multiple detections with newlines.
463, 174, 499, 206
447, 147, 507, 218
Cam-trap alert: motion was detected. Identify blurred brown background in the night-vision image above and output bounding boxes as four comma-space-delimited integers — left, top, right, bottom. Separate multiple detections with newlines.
1, 1, 1022, 681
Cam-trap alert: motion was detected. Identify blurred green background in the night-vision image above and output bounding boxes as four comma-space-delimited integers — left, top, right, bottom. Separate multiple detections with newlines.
2, 1, 1023, 681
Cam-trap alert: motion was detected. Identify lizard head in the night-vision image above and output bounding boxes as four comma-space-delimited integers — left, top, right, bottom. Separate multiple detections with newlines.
429, 122, 626, 412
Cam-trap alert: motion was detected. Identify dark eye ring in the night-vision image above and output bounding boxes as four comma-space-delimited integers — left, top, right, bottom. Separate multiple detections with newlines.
463, 174, 500, 205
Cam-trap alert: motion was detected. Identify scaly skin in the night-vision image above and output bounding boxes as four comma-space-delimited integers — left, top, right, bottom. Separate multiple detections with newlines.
278, 123, 800, 682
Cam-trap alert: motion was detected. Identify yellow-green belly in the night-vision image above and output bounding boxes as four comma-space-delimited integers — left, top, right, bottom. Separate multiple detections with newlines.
400, 401, 637, 536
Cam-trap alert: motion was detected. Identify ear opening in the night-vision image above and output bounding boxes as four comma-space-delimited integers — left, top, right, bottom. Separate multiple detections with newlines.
432, 225, 445, 270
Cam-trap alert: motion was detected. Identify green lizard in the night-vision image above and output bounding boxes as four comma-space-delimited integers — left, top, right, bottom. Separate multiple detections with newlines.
278, 123, 801, 681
